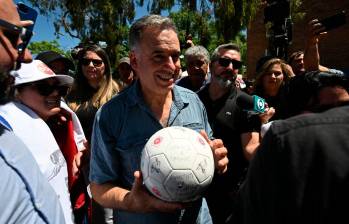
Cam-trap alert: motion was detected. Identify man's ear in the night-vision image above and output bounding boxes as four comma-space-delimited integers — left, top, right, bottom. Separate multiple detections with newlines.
129, 51, 137, 71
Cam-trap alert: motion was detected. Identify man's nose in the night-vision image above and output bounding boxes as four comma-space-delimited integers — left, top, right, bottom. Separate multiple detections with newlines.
226, 61, 235, 70
166, 56, 179, 71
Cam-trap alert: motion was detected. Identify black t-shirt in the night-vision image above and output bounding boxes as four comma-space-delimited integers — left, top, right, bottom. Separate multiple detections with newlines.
176, 76, 203, 92
198, 85, 260, 185
198, 84, 260, 223
75, 104, 98, 143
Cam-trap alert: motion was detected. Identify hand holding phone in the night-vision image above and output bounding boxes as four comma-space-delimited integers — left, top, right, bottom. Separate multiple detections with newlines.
16, 2, 38, 51
17, 2, 38, 31
319, 10, 346, 32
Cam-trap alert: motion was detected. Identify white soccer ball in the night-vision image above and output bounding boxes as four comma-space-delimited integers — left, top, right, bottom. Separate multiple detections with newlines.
140, 126, 215, 202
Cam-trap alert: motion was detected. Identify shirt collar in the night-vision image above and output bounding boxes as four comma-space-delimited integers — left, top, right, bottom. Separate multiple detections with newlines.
126, 80, 143, 106
126, 80, 189, 110
172, 85, 189, 110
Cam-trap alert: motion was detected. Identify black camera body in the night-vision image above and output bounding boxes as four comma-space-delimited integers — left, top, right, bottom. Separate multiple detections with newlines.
264, 0, 290, 24
264, 0, 292, 60
319, 11, 346, 32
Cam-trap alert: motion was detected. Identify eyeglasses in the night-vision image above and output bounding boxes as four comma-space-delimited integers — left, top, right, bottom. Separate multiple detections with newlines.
81, 58, 103, 67
218, 58, 243, 69
21, 82, 69, 96
0, 18, 33, 57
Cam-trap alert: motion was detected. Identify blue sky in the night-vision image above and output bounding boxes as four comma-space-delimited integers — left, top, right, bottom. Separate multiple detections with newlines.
15, 0, 152, 51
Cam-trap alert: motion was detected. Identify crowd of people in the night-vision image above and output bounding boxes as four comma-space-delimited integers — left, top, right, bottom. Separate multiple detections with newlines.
1, 0, 349, 223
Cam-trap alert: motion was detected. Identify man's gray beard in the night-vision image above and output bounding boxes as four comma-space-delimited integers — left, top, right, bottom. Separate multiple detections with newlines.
216, 76, 233, 88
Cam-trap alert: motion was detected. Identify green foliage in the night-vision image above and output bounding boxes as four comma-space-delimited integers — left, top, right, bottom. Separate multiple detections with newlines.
28, 0, 135, 66
210, 0, 259, 43
28, 40, 67, 56
233, 32, 247, 63
170, 9, 212, 51
144, 0, 175, 14
290, 0, 305, 22
29, 0, 305, 70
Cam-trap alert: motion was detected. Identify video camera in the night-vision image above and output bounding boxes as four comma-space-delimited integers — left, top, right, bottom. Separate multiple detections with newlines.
264, 0, 292, 60
264, 0, 290, 24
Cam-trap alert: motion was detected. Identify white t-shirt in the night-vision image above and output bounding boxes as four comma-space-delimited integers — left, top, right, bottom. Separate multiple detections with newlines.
0, 101, 74, 224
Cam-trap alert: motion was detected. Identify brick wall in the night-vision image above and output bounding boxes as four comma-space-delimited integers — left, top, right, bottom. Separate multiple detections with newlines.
247, 0, 349, 78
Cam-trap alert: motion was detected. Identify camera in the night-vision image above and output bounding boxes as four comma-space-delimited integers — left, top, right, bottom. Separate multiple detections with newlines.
17, 2, 38, 32
264, 0, 292, 60
264, 0, 290, 24
319, 11, 346, 32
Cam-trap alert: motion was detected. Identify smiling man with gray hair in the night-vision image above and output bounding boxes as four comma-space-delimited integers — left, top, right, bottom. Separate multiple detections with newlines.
89, 14, 229, 224
177, 45, 210, 92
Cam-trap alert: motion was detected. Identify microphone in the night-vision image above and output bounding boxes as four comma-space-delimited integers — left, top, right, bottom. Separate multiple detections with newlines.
236, 94, 266, 114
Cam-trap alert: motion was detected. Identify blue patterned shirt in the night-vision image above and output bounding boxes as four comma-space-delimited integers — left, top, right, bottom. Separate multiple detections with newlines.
90, 81, 212, 224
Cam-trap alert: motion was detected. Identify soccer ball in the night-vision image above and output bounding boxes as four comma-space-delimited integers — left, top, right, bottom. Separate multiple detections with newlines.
140, 126, 215, 202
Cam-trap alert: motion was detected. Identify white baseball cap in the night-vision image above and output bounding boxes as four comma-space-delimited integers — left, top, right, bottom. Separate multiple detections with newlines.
11, 60, 74, 86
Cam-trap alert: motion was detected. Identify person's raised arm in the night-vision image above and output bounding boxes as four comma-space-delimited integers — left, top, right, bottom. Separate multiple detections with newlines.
304, 19, 330, 72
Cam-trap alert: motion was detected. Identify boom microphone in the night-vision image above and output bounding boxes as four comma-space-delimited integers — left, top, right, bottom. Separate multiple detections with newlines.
236, 94, 266, 114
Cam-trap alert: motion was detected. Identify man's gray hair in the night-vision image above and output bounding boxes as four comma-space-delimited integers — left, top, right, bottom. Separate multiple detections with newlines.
129, 14, 178, 50
184, 46, 210, 64
211, 43, 240, 62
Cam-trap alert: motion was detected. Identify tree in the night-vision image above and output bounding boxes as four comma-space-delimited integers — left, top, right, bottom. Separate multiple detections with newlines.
209, 0, 259, 43
28, 0, 301, 68
170, 9, 212, 50
28, 40, 67, 56
28, 0, 135, 65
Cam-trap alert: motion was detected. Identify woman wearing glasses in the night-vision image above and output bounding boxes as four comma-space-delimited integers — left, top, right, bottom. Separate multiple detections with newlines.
0, 60, 75, 224
67, 44, 119, 143
66, 44, 119, 223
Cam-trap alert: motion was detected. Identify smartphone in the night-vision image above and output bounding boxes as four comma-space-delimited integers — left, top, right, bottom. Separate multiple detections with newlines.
16, 2, 38, 51
17, 2, 38, 32
319, 10, 346, 32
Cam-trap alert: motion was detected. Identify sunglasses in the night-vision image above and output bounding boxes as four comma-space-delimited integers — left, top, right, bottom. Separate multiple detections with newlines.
81, 58, 103, 67
218, 58, 243, 69
22, 82, 69, 96
0, 18, 33, 57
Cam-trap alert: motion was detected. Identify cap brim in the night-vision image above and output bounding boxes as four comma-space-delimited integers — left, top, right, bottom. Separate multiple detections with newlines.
14, 74, 74, 86
55, 74, 74, 86
36, 52, 75, 71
